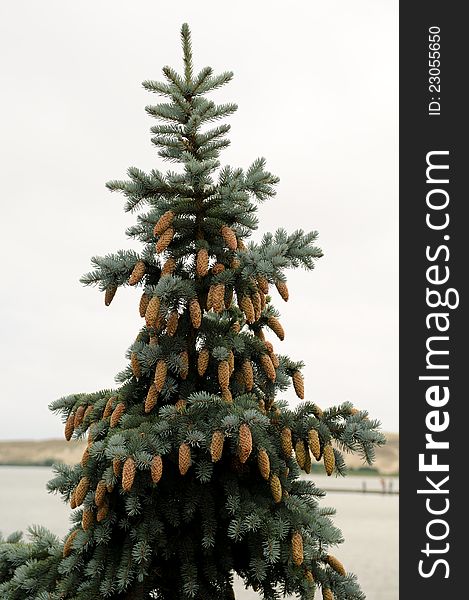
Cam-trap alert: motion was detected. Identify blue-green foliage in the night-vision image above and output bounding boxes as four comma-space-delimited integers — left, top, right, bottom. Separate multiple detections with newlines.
0, 23, 385, 600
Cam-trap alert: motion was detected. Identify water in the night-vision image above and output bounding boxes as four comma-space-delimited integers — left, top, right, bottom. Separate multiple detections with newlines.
0, 467, 398, 599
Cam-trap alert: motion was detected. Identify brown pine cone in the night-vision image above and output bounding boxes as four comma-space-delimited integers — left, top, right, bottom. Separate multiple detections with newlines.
180, 350, 189, 380
292, 371, 304, 399
212, 262, 225, 275
128, 260, 146, 286
256, 328, 266, 342
252, 291, 262, 321
139, 293, 150, 317
161, 257, 176, 276
224, 287, 234, 308
83, 405, 94, 421
96, 504, 109, 522
94, 481, 107, 507
242, 359, 254, 391
64, 413, 75, 441
73, 406, 86, 428
153, 210, 175, 236
144, 384, 158, 413
275, 280, 289, 301
222, 388, 233, 403
196, 248, 209, 276
308, 429, 321, 460
81, 509, 94, 531
326, 554, 346, 576
270, 474, 282, 503
270, 351, 280, 369
268, 316, 285, 341
122, 457, 136, 492
212, 283, 225, 313
210, 431, 225, 462
228, 350, 235, 374
104, 285, 117, 306
145, 296, 161, 328
305, 570, 315, 583
80, 447, 89, 468
74, 477, 90, 507
110, 402, 125, 428
151, 455, 163, 483
221, 225, 238, 250
259, 289, 266, 310
218, 360, 230, 391
131, 352, 141, 378
156, 226, 174, 253
175, 398, 187, 412
260, 354, 276, 381
313, 405, 324, 419
189, 298, 202, 328
237, 239, 246, 251
240, 296, 255, 323
292, 531, 304, 566
154, 360, 168, 391
63, 530, 78, 558
70, 490, 77, 509
112, 458, 122, 477
166, 310, 179, 336
231, 320, 241, 333
179, 443, 191, 475
230, 257, 241, 270
257, 276, 269, 294
323, 444, 335, 476
281, 427, 293, 458
257, 448, 270, 480
304, 447, 312, 474
295, 440, 307, 469
197, 348, 210, 376
238, 423, 253, 464
322, 588, 334, 600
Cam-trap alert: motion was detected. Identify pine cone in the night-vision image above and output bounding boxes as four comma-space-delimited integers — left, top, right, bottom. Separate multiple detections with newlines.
256, 328, 265, 342
81, 447, 89, 468
252, 292, 262, 321
104, 285, 117, 306
179, 443, 191, 475
218, 360, 230, 391
292, 531, 304, 566
151, 455, 163, 483
222, 388, 233, 403
122, 457, 136, 492
64, 413, 75, 441
144, 384, 158, 413
83, 405, 94, 421
131, 352, 141, 378
196, 248, 209, 276
270, 474, 282, 503
161, 257, 176, 276
63, 530, 78, 558
326, 555, 346, 576
212, 283, 225, 313
110, 402, 125, 428
305, 570, 315, 583
237, 238, 246, 251
180, 350, 189, 380
74, 477, 90, 507
175, 398, 187, 411
259, 289, 266, 310
295, 440, 307, 469
323, 444, 335, 476
197, 348, 210, 376
322, 588, 334, 600
275, 280, 289, 301
240, 296, 255, 323
221, 225, 238, 250
230, 257, 241, 270
156, 226, 174, 253
128, 260, 146, 285
165, 310, 178, 336
96, 504, 109, 522
281, 427, 293, 458
206, 285, 214, 310
139, 293, 150, 317
231, 321, 241, 334
149, 335, 158, 346
350, 407, 360, 415
189, 298, 202, 328
238, 423, 252, 463
242, 359, 254, 391
257, 276, 269, 294
260, 354, 276, 381
257, 449, 270, 480
81, 509, 94, 531
270, 351, 280, 369
145, 296, 161, 328
268, 316, 285, 341
94, 481, 107, 507
210, 431, 224, 462
212, 262, 225, 275
304, 447, 312, 474
228, 350, 235, 374
73, 406, 85, 428
292, 371, 304, 399
112, 458, 122, 477
154, 360, 168, 391
224, 287, 234, 308
153, 210, 175, 236
313, 405, 324, 419
70, 490, 76, 509
308, 429, 321, 461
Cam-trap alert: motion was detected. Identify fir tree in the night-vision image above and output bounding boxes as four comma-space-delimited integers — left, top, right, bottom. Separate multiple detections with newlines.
0, 24, 385, 600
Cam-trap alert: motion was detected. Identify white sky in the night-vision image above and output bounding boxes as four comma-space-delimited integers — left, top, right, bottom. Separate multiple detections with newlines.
0, 0, 398, 439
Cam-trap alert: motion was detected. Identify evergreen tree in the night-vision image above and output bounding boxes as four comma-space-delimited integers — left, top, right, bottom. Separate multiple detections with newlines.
0, 24, 384, 600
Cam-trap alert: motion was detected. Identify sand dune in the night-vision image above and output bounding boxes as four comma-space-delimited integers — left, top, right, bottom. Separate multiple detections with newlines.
0, 434, 398, 474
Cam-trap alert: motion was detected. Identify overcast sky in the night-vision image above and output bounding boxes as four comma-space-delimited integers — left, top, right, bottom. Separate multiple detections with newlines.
0, 1, 398, 439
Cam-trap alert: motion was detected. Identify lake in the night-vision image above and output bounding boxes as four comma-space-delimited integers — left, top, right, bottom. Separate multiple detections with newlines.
0, 467, 398, 599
